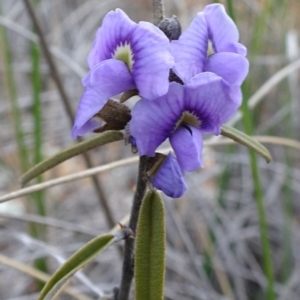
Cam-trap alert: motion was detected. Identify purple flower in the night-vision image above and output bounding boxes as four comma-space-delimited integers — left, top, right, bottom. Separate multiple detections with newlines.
170, 4, 248, 85
130, 72, 241, 172
72, 9, 174, 138
150, 153, 187, 198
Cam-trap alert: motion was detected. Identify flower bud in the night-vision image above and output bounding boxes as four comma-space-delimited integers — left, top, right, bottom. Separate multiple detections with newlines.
158, 16, 181, 41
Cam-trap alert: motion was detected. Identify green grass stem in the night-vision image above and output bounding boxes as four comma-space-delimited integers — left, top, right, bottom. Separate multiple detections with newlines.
0, 9, 29, 172
31, 40, 46, 217
226, 0, 235, 21
281, 150, 293, 283
1, 4, 48, 287
230, 0, 276, 298
29, 0, 48, 285
30, 31, 48, 284
241, 95, 275, 300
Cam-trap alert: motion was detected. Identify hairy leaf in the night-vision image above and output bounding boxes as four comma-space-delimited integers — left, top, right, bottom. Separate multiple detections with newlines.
21, 130, 123, 186
221, 125, 272, 163
135, 191, 166, 300
38, 231, 126, 300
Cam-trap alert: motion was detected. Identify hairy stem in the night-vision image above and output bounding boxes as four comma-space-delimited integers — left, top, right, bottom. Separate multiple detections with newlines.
153, 0, 165, 26
117, 156, 148, 300
117, 3, 164, 297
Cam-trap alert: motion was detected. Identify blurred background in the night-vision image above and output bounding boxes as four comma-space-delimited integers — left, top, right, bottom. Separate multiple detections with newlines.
1, 0, 300, 299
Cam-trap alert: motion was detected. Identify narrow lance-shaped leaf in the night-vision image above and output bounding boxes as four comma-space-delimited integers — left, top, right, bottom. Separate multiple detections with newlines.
38, 229, 130, 300
20, 130, 123, 186
221, 125, 272, 163
135, 190, 166, 300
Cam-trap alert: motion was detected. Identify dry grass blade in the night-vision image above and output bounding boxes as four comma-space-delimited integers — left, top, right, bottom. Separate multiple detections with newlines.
0, 213, 99, 236
0, 156, 139, 203
1, 135, 300, 203
0, 212, 129, 236
228, 57, 300, 127
21, 0, 117, 229
0, 16, 85, 78
253, 136, 300, 150
0, 254, 92, 300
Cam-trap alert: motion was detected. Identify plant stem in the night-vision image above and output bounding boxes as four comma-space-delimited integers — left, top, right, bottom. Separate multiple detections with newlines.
117, 156, 148, 300
153, 0, 165, 26
117, 1, 165, 297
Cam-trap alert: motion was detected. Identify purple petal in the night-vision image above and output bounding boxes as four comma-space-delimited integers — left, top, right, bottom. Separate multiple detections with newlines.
131, 21, 174, 99
227, 85, 242, 107
224, 43, 247, 56
170, 13, 208, 83
72, 116, 102, 139
72, 88, 103, 138
170, 126, 203, 171
72, 59, 135, 138
185, 72, 240, 134
203, 4, 246, 56
151, 153, 187, 198
85, 8, 173, 100
205, 53, 249, 86
87, 9, 137, 69
130, 82, 185, 156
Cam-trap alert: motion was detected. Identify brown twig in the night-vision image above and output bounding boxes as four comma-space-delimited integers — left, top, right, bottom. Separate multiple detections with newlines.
153, 0, 165, 26
117, 156, 148, 300
0, 253, 92, 300
117, 1, 165, 298
22, 0, 116, 229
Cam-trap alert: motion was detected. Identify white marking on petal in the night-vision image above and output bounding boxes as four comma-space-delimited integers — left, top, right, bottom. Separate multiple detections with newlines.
173, 111, 201, 132
207, 40, 215, 56
112, 42, 134, 71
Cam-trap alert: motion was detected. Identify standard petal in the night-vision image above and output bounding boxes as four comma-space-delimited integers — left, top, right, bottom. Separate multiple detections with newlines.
151, 153, 187, 198
185, 72, 240, 134
205, 52, 249, 85
87, 9, 137, 69
130, 82, 185, 156
170, 126, 203, 172
203, 4, 246, 55
170, 12, 208, 83
72, 59, 135, 138
131, 21, 174, 99
72, 88, 104, 138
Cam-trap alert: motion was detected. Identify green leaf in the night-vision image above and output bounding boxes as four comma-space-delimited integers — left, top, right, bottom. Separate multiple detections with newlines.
135, 191, 166, 300
38, 233, 116, 300
20, 130, 123, 186
221, 125, 272, 163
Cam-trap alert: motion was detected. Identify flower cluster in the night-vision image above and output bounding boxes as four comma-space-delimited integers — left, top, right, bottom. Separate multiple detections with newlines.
72, 4, 249, 198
